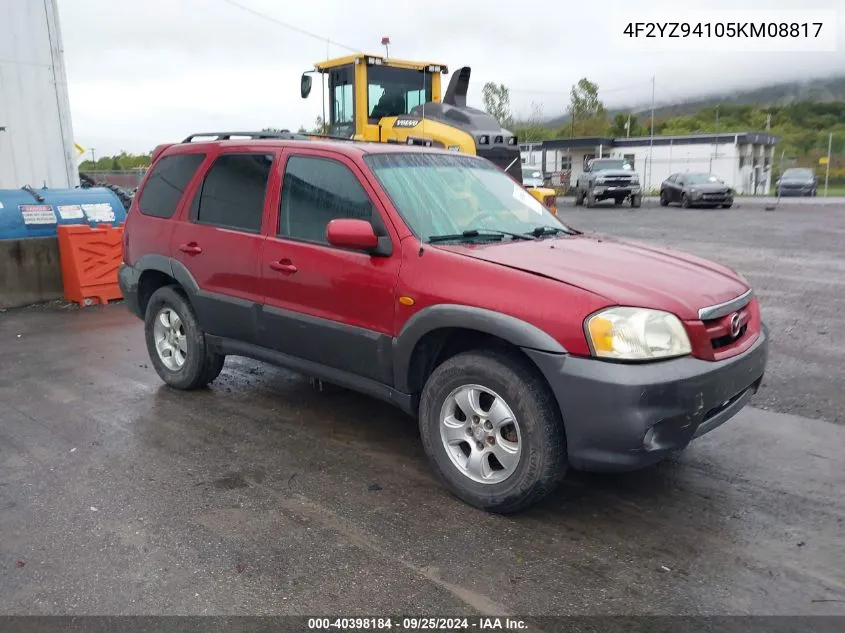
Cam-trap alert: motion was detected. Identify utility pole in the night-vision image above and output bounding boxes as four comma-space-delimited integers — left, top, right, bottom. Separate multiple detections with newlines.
89, 148, 96, 165
648, 76, 655, 192
824, 131, 832, 196
626, 112, 631, 138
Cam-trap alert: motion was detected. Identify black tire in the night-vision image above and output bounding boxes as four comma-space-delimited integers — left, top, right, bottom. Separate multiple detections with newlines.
681, 193, 691, 209
574, 189, 583, 206
585, 190, 596, 208
614, 197, 623, 205
659, 191, 669, 206
418, 349, 567, 514
631, 194, 642, 208
721, 203, 733, 209
144, 286, 225, 390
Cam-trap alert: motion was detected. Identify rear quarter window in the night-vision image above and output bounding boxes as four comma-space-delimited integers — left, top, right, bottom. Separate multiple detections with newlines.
138, 153, 206, 218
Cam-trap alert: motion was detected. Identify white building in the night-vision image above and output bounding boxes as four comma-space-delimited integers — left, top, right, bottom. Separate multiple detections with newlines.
521, 132, 779, 195
0, 0, 78, 189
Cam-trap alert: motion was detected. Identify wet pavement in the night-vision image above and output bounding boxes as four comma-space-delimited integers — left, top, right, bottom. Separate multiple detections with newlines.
1, 297, 844, 616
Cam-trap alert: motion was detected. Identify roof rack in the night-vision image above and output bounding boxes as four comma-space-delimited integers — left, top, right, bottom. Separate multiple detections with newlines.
181, 130, 311, 143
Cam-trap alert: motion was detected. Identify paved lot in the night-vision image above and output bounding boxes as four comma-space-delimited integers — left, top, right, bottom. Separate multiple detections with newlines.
1, 203, 844, 617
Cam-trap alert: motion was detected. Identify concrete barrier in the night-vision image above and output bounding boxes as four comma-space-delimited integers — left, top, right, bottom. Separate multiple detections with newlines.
0, 237, 64, 308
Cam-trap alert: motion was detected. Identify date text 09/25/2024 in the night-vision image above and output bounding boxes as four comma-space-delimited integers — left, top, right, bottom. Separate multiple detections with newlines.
307, 617, 528, 630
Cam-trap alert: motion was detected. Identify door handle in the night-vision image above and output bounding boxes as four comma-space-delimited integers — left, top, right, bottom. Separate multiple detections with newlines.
179, 242, 202, 255
269, 259, 298, 274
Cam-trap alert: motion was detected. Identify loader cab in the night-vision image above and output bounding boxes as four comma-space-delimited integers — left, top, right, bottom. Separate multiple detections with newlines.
301, 54, 445, 140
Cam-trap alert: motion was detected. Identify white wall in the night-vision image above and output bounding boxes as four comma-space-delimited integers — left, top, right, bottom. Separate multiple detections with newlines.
0, 0, 78, 189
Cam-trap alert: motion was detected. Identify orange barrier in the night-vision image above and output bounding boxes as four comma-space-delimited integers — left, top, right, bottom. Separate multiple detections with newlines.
56, 223, 124, 306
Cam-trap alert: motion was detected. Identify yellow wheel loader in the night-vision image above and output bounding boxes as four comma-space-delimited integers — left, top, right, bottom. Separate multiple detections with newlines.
300, 53, 558, 215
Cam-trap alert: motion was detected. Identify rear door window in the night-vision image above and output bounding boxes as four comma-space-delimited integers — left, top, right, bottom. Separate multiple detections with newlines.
193, 153, 274, 233
138, 153, 206, 218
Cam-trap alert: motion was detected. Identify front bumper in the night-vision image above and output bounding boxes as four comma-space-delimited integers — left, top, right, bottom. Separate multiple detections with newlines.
778, 186, 814, 196
691, 192, 733, 206
592, 185, 640, 198
524, 323, 769, 472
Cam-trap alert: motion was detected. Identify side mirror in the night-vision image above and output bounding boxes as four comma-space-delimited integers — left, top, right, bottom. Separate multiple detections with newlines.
326, 219, 378, 251
301, 74, 312, 99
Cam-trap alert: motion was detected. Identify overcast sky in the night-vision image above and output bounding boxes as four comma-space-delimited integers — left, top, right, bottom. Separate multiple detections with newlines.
58, 0, 844, 156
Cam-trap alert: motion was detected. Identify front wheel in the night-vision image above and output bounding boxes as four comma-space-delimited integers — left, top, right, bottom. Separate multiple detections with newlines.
631, 194, 642, 208
681, 193, 691, 209
418, 350, 567, 514
659, 191, 669, 206
585, 190, 596, 208
144, 286, 225, 390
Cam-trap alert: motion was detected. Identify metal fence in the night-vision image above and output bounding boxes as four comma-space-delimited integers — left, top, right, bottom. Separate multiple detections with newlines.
81, 170, 147, 190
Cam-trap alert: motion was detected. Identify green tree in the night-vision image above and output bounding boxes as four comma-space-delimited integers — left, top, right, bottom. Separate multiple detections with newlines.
481, 82, 513, 128
568, 78, 607, 136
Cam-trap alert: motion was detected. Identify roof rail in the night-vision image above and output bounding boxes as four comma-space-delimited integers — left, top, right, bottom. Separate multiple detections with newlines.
181, 130, 311, 143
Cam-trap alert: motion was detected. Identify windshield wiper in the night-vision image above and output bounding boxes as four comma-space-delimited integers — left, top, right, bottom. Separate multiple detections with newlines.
428, 229, 536, 244
526, 225, 580, 238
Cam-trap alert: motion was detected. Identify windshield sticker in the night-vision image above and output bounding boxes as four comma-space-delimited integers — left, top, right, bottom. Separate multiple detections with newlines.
513, 185, 546, 215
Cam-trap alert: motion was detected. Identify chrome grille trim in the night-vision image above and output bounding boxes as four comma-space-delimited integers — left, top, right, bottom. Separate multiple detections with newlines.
698, 289, 753, 321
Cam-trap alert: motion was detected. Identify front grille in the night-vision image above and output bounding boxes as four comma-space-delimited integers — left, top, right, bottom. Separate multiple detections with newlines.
703, 305, 751, 350
601, 177, 632, 187
702, 192, 729, 200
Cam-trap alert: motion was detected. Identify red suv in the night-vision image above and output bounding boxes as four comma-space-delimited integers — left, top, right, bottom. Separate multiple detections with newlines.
119, 131, 769, 513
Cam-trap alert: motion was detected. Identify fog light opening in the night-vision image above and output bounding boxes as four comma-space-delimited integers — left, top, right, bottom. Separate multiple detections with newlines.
642, 427, 658, 451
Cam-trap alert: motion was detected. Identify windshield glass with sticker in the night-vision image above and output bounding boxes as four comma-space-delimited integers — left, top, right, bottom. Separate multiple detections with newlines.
365, 152, 567, 241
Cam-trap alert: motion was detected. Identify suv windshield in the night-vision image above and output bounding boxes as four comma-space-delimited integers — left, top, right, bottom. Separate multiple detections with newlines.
591, 159, 628, 171
365, 153, 568, 242
783, 168, 814, 179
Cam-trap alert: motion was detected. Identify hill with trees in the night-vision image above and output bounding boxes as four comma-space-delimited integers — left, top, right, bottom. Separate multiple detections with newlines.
478, 77, 845, 184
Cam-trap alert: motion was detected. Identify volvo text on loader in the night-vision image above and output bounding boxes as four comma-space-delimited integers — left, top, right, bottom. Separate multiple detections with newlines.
300, 53, 558, 214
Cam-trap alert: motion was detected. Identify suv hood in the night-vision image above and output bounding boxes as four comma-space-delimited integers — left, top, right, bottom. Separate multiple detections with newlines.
441, 234, 747, 320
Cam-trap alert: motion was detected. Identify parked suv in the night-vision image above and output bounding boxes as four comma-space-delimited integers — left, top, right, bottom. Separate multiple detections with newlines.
119, 132, 768, 513
574, 158, 642, 208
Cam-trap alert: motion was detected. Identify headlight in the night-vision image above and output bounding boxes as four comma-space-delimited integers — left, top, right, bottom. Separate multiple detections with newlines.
585, 307, 692, 361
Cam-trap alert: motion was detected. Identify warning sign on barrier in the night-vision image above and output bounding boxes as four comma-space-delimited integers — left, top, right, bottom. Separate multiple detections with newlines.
20, 204, 57, 225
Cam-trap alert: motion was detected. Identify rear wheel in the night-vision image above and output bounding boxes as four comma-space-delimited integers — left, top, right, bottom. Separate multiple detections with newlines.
144, 286, 225, 390
574, 190, 583, 206
418, 350, 567, 514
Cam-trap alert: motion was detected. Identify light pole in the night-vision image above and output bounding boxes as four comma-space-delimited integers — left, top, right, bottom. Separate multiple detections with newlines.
824, 131, 832, 196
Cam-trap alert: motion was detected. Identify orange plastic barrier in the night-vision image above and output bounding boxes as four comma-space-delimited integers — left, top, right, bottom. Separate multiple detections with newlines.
56, 223, 124, 306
